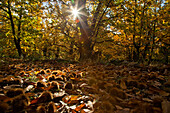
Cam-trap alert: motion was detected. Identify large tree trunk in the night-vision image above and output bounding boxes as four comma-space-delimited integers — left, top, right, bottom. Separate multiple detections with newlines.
77, 0, 93, 61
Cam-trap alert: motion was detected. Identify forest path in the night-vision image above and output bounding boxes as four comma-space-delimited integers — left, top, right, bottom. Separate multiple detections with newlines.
0, 59, 170, 113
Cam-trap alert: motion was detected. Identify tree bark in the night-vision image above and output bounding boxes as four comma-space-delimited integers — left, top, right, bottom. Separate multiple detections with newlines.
132, 0, 139, 62
76, 0, 93, 61
7, 0, 22, 58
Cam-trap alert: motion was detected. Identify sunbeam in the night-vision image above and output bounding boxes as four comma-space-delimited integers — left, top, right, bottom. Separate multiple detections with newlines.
69, 0, 87, 20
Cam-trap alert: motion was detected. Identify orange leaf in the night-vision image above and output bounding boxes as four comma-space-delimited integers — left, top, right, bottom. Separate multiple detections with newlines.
68, 95, 81, 104
37, 75, 43, 80
62, 96, 70, 103
70, 77, 81, 81
56, 105, 61, 109
30, 98, 39, 104
76, 19, 79, 23
25, 92, 35, 97
75, 103, 85, 111
71, 109, 76, 113
80, 109, 86, 113
3, 97, 12, 103
43, 86, 54, 90
70, 95, 79, 101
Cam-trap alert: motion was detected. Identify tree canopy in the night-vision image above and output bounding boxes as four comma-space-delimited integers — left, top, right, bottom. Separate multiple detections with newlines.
0, 0, 169, 63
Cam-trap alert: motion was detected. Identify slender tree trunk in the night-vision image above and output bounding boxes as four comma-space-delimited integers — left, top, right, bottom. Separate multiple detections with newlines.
132, 0, 139, 61
43, 47, 47, 57
148, 0, 158, 64
143, 42, 149, 60
163, 47, 169, 64
55, 47, 60, 59
7, 0, 22, 58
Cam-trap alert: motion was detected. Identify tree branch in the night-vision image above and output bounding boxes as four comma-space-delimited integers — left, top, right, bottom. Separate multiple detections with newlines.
91, 1, 102, 31
93, 0, 112, 37
0, 6, 8, 13
58, 0, 70, 7
91, 0, 112, 48
0, 14, 10, 19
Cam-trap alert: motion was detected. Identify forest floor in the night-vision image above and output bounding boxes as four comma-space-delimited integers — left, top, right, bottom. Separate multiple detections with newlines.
0, 58, 170, 113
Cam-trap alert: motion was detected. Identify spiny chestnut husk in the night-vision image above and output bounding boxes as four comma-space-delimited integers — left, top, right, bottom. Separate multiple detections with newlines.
0, 102, 9, 113
12, 94, 30, 113
48, 75, 56, 81
46, 69, 51, 73
36, 81, 47, 88
38, 91, 53, 103
51, 81, 60, 90
47, 101, 56, 113
38, 70, 47, 74
52, 70, 61, 75
55, 76, 63, 81
64, 82, 74, 90
36, 105, 46, 113
5, 88, 24, 98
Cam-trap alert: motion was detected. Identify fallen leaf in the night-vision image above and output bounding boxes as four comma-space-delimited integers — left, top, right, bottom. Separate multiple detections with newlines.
142, 98, 153, 103
71, 109, 76, 113
80, 109, 86, 113
75, 103, 85, 111
120, 80, 127, 89
64, 82, 74, 89
162, 100, 170, 113
149, 87, 169, 96
30, 98, 39, 104
25, 85, 34, 92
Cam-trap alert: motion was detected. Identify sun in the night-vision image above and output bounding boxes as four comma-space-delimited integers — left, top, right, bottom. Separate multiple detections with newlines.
71, 8, 79, 19
69, 2, 87, 21
72, 8, 79, 17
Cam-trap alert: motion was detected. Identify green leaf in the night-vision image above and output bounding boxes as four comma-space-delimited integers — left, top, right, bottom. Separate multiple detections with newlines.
71, 0, 74, 4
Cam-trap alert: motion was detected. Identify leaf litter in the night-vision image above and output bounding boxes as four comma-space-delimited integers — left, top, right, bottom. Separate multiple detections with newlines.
0, 60, 95, 113
0, 59, 170, 113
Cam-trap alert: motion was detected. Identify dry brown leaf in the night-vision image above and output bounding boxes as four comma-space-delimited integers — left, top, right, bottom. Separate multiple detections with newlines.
114, 108, 130, 113
0, 102, 9, 113
149, 87, 169, 96
120, 80, 127, 89
142, 98, 153, 103
25, 92, 35, 97
127, 99, 141, 107
130, 103, 153, 113
162, 100, 170, 113
101, 101, 116, 111
115, 105, 123, 110
109, 87, 127, 99
0, 94, 10, 101
152, 107, 162, 113
164, 78, 170, 86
